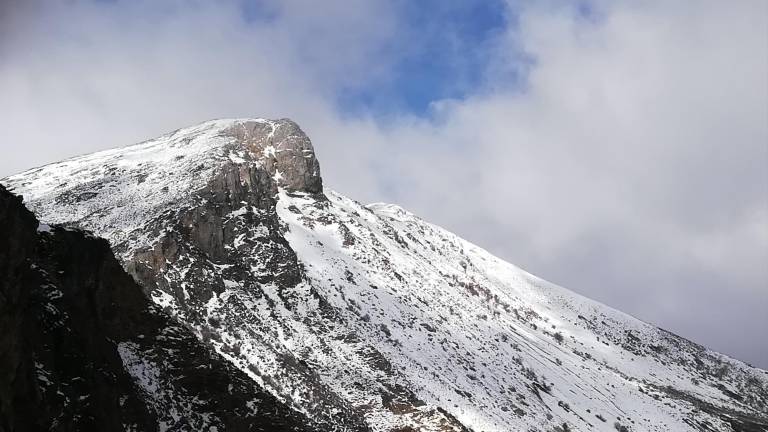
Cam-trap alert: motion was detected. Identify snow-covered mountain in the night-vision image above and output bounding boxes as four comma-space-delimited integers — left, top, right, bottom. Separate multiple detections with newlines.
4, 118, 767, 432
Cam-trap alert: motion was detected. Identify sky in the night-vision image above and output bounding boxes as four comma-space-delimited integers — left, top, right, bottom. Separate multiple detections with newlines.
1, 0, 766, 368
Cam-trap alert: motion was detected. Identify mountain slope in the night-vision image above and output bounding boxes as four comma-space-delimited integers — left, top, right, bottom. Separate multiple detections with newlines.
0, 184, 332, 431
4, 118, 767, 432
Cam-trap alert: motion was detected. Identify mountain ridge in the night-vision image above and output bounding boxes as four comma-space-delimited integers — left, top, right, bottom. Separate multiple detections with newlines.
3, 118, 767, 431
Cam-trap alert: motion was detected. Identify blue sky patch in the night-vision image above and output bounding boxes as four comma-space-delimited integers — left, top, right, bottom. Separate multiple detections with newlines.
338, 0, 510, 117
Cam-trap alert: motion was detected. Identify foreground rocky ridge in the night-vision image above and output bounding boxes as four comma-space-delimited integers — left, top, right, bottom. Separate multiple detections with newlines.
0, 185, 330, 431
4, 118, 768, 431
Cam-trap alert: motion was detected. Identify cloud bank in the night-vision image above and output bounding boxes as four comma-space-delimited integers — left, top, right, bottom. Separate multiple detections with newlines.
1, 0, 766, 366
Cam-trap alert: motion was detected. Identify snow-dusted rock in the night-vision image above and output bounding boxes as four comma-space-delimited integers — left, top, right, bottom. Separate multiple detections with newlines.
223, 119, 322, 193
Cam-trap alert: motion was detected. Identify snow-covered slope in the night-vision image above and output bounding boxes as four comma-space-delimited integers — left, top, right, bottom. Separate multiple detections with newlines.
4, 118, 767, 432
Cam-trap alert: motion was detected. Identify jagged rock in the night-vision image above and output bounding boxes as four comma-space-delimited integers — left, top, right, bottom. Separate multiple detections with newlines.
223, 119, 323, 194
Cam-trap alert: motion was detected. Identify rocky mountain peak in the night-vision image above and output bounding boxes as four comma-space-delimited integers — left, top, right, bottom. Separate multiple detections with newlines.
223, 118, 323, 194
1, 118, 325, 257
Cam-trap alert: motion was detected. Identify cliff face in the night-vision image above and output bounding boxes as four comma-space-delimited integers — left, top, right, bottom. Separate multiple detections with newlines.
222, 119, 323, 194
0, 185, 326, 432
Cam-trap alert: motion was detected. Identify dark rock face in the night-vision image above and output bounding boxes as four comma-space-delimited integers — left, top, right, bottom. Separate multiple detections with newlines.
0, 185, 319, 431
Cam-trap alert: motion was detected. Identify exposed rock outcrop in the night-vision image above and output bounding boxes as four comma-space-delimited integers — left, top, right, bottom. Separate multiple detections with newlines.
223, 119, 323, 194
